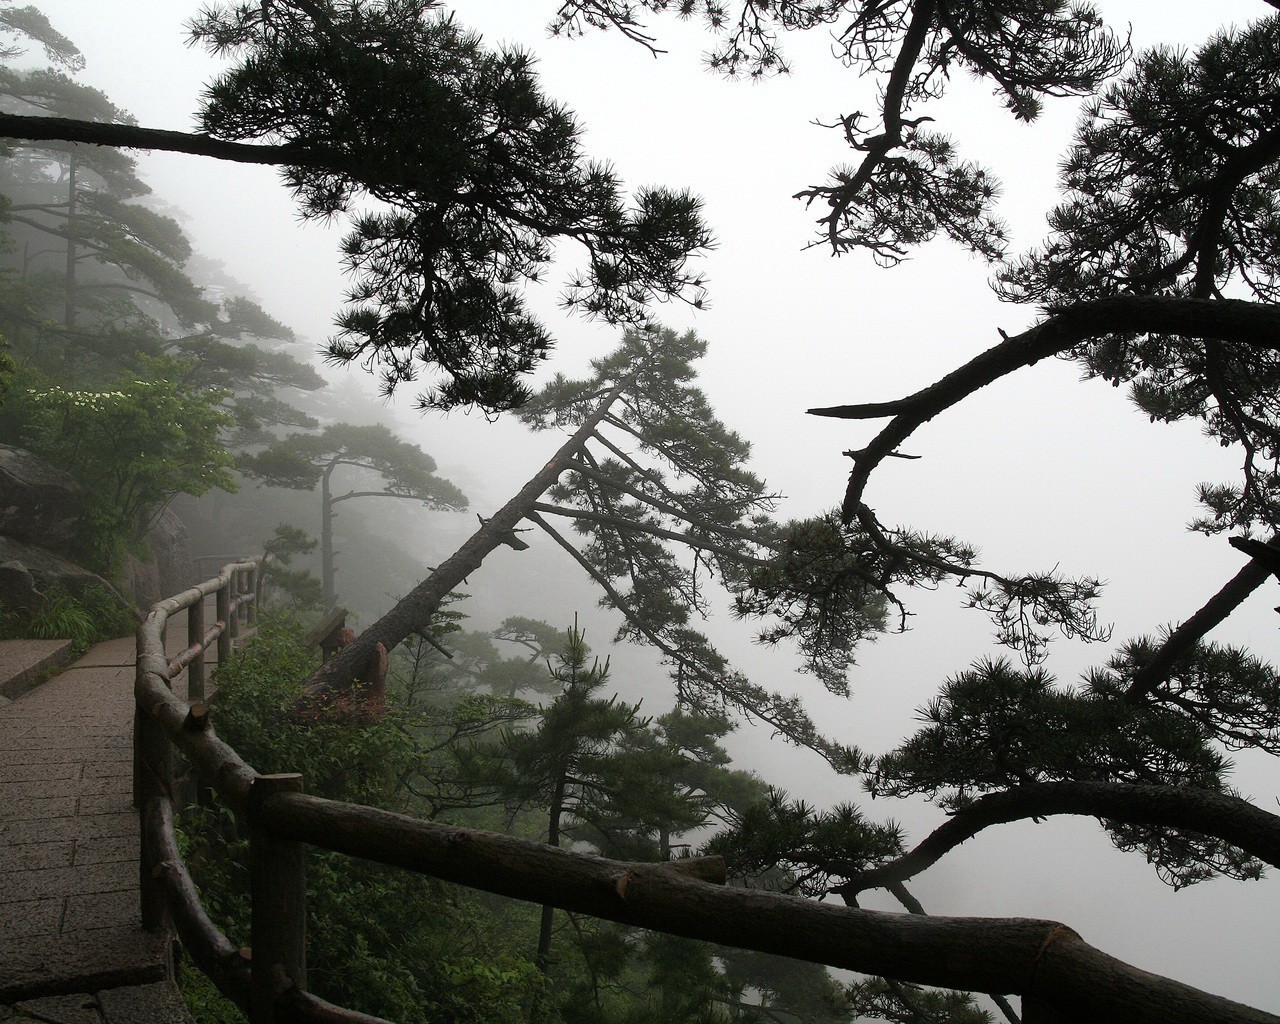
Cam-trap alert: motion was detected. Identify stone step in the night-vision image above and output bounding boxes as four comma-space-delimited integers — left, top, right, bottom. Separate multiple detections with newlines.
0, 641, 77, 702
1, 981, 193, 1023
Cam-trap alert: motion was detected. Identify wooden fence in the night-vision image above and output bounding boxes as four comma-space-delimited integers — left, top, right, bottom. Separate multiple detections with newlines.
133, 561, 1275, 1024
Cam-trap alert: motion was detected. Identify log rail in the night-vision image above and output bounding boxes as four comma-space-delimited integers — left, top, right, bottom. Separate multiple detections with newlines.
134, 562, 1280, 1024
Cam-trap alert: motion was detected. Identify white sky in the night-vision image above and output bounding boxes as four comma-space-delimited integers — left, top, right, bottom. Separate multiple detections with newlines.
24, 0, 1280, 1012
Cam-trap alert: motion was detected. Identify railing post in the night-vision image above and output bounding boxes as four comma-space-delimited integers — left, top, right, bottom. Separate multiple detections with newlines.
233, 569, 245, 643
135, 630, 174, 932
249, 773, 307, 1023
246, 566, 260, 628
217, 576, 233, 665
187, 597, 205, 704
239, 568, 252, 632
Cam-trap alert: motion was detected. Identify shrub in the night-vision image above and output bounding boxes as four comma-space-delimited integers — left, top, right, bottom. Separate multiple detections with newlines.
178, 617, 544, 1023
0, 584, 136, 653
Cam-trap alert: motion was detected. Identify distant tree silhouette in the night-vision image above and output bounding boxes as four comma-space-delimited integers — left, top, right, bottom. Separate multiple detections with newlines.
241, 422, 467, 605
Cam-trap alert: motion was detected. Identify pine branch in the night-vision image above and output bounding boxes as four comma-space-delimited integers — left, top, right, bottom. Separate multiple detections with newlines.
531, 502, 770, 567
1125, 540, 1280, 703
0, 111, 324, 167
806, 296, 1280, 521
837, 781, 1280, 899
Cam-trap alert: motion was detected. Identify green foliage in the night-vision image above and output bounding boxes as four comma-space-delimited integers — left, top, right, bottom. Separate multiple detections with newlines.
0, 333, 12, 399
209, 615, 414, 804
467, 626, 648, 835
0, 583, 134, 652
997, 17, 1280, 537
0, 57, 320, 439
1091, 636, 1280, 754
10, 365, 236, 574
175, 956, 245, 1024
177, 611, 878, 1024
520, 328, 868, 770
0, 4, 84, 69
189, 0, 711, 411
241, 422, 467, 509
846, 978, 992, 1024
872, 658, 1264, 887
737, 513, 903, 693
573, 708, 760, 861
705, 787, 903, 900
262, 523, 324, 612
413, 615, 571, 700
181, 617, 546, 1023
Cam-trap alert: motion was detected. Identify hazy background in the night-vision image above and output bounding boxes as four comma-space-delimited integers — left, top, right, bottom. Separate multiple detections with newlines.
30, 0, 1280, 1009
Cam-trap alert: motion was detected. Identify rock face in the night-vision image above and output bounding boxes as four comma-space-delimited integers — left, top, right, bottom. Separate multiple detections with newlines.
118, 553, 161, 612
0, 446, 198, 612
146, 508, 196, 599
0, 444, 82, 552
0, 536, 115, 613
119, 510, 198, 611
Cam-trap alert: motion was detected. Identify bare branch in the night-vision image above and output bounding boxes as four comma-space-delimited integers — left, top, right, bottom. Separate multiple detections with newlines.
1125, 540, 1280, 703
806, 296, 1280, 521
838, 781, 1280, 898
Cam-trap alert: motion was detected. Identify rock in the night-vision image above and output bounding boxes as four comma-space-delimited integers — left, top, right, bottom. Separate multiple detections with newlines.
10, 994, 101, 1024
118, 510, 196, 610
146, 508, 196, 598
0, 536, 117, 613
119, 552, 161, 611
0, 445, 82, 552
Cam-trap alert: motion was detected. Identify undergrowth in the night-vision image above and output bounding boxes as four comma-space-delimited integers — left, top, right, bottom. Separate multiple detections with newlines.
0, 584, 136, 654
175, 615, 544, 1024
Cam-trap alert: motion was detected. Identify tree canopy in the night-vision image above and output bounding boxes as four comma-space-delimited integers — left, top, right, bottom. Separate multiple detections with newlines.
0, 0, 713, 411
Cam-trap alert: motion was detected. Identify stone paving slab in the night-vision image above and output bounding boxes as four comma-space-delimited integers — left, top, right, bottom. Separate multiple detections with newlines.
1, 981, 194, 1023
0, 617, 222, 1020
0, 636, 162, 1003
5, 991, 103, 1023
0, 641, 76, 702
0, 926, 166, 1002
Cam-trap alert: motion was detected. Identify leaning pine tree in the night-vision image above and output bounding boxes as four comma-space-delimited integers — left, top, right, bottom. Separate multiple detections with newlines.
311, 328, 891, 768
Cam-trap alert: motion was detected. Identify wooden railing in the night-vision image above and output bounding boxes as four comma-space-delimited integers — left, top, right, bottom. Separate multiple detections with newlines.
133, 563, 1274, 1024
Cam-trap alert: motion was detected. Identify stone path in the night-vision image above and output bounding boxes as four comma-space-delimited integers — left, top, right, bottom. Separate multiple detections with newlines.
0, 641, 75, 703
0, 982, 190, 1023
0, 631, 203, 1020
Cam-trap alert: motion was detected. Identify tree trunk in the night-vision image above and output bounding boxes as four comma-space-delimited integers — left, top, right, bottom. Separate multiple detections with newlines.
306, 377, 633, 693
64, 156, 76, 330
536, 777, 567, 973
321, 461, 336, 607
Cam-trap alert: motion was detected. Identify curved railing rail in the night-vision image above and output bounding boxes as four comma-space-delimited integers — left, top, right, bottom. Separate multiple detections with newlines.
134, 564, 1278, 1024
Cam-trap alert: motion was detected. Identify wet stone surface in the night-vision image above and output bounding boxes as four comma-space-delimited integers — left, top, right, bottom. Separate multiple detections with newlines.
0, 632, 203, 1018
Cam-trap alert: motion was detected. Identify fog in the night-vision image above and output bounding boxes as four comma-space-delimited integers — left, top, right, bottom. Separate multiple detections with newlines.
28, 0, 1280, 1011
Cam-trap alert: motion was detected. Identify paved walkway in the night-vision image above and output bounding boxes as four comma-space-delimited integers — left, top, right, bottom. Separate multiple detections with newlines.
0, 630, 204, 1018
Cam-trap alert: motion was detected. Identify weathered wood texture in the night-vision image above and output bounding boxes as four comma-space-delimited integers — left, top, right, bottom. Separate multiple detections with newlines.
249, 774, 308, 1024
134, 560, 1280, 1024
260, 792, 1277, 1024
143, 796, 251, 1010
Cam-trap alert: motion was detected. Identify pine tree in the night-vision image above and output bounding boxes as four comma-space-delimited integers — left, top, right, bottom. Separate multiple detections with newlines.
471, 625, 647, 972
0, 0, 713, 411
240, 422, 468, 605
